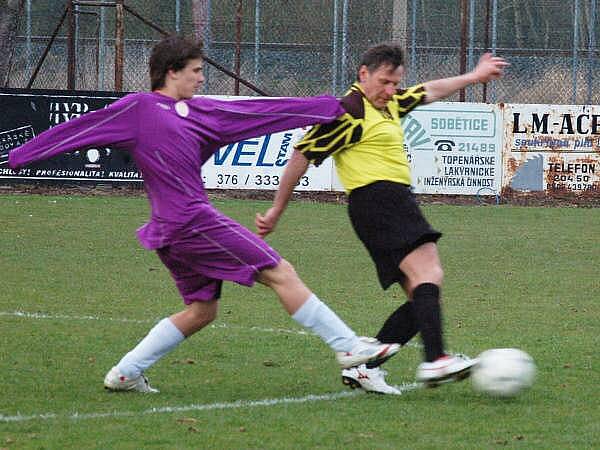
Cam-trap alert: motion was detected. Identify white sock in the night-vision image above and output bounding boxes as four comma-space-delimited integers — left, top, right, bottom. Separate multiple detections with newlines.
116, 318, 185, 378
292, 294, 358, 352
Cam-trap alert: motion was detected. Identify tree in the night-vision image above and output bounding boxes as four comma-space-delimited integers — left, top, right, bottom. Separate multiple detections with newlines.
0, 0, 25, 87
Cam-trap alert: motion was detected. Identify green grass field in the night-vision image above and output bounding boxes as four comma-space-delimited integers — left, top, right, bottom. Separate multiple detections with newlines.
1, 194, 598, 449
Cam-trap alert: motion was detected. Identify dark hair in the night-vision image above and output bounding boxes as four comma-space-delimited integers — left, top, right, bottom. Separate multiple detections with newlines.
149, 35, 204, 90
357, 44, 404, 80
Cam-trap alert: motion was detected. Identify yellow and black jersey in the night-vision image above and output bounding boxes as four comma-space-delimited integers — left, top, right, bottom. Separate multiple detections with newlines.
296, 83, 427, 192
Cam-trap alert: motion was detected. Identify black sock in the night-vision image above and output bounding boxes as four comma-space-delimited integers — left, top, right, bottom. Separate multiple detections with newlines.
412, 283, 445, 362
366, 301, 419, 369
375, 301, 419, 345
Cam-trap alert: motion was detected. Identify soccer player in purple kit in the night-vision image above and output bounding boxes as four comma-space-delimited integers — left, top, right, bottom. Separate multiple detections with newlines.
6, 35, 399, 393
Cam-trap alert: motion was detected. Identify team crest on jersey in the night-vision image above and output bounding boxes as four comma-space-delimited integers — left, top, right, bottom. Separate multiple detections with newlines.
175, 101, 189, 117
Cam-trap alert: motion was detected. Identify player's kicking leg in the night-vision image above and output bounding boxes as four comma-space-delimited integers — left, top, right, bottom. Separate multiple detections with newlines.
258, 260, 400, 369
416, 353, 476, 387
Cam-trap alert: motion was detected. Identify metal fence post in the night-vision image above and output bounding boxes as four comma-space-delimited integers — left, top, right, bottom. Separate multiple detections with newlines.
115, 0, 124, 92
341, 0, 348, 90
587, 0, 596, 104
67, 0, 76, 90
98, 5, 105, 90
459, 0, 468, 101
482, 0, 491, 102
205, 0, 212, 94
490, 0, 498, 102
467, 0, 475, 101
254, 0, 260, 85
26, 0, 32, 72
198, 0, 212, 94
572, 0, 580, 104
409, 0, 416, 86
74, 0, 79, 84
234, 0, 242, 95
332, 0, 338, 94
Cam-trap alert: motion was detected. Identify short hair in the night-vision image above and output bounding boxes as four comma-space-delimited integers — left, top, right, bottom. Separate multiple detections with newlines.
149, 35, 204, 91
357, 44, 404, 80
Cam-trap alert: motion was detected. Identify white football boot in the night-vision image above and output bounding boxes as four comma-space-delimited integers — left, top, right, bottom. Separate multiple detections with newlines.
336, 337, 400, 369
416, 353, 476, 387
103, 366, 159, 393
342, 364, 401, 395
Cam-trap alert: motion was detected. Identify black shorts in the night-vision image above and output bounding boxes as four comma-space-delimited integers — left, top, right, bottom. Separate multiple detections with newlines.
348, 181, 442, 289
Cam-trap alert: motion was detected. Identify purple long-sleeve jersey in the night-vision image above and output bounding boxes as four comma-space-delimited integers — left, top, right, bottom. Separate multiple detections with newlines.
9, 92, 345, 249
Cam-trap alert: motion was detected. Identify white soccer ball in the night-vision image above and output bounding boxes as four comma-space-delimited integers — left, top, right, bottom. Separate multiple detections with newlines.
471, 348, 536, 398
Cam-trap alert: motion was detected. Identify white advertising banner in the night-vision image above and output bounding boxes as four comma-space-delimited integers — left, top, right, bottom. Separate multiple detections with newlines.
205, 100, 504, 195
502, 104, 600, 193
404, 102, 503, 195
201, 95, 336, 191
202, 127, 336, 191
8, 90, 598, 196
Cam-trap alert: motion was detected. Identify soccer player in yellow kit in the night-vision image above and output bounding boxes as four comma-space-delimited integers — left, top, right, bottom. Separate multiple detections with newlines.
256, 43, 508, 394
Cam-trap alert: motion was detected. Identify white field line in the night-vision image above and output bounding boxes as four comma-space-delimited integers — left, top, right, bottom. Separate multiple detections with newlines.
0, 383, 423, 424
1, 309, 424, 424
0, 310, 311, 337
0, 310, 422, 348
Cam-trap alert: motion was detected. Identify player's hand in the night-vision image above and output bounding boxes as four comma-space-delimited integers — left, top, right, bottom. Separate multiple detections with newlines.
255, 208, 281, 238
473, 52, 509, 83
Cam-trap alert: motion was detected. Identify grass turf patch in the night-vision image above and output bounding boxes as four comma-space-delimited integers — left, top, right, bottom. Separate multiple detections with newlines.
0, 194, 598, 449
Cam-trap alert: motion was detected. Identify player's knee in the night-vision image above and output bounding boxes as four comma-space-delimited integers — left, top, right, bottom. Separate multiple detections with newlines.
419, 263, 444, 285
203, 308, 218, 325
187, 301, 218, 326
406, 265, 444, 293
430, 265, 444, 285
260, 259, 299, 287
273, 259, 300, 284
279, 258, 297, 272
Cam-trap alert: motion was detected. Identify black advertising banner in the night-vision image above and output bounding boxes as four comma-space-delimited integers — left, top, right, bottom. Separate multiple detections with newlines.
0, 89, 142, 185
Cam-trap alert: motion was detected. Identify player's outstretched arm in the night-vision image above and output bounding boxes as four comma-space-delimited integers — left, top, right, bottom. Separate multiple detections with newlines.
423, 53, 509, 103
255, 149, 309, 238
8, 95, 138, 170
205, 96, 345, 146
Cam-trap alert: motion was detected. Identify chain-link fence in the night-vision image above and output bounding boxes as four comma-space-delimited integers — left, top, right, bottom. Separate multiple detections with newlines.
7, 0, 600, 104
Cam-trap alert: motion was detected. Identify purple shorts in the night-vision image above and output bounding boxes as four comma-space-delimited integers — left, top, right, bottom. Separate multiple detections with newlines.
156, 210, 281, 304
